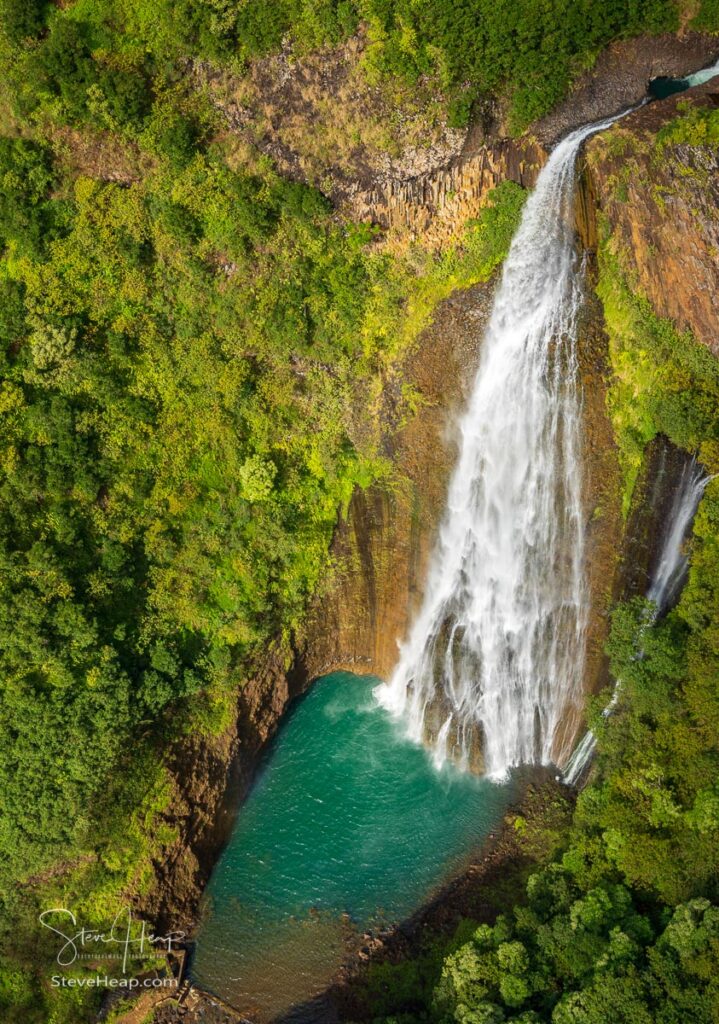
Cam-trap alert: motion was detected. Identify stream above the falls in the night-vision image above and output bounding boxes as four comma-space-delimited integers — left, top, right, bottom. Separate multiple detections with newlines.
649, 56, 719, 98
191, 671, 514, 1021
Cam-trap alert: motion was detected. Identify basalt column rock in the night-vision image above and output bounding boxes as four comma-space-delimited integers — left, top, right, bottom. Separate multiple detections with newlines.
348, 138, 545, 252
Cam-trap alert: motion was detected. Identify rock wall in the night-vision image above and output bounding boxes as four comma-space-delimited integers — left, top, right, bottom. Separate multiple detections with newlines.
585, 80, 719, 355
346, 139, 545, 251
620, 435, 700, 600
137, 651, 300, 934
552, 280, 626, 763
298, 280, 497, 682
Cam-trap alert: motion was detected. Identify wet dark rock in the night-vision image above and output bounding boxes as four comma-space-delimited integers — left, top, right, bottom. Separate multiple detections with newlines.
533, 32, 719, 147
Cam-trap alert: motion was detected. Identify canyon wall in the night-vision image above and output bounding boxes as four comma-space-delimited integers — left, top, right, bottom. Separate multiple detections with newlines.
298, 279, 496, 682
138, 652, 298, 933
585, 80, 719, 355
150, 57, 719, 938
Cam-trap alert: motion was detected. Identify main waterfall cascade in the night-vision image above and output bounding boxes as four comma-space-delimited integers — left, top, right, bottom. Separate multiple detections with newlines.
375, 110, 639, 780
563, 457, 709, 786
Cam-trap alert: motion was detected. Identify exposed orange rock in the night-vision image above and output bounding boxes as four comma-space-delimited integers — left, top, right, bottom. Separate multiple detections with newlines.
586, 81, 719, 355
298, 280, 496, 682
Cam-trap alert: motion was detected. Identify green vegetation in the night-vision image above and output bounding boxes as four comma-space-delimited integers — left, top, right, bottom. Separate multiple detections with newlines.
228, 0, 714, 132
691, 0, 719, 31
597, 234, 719, 513
3, 0, 716, 143
427, 890, 719, 1023
357, 0, 680, 132
0, 4, 528, 1013
2, 2, 719, 1022
655, 100, 719, 149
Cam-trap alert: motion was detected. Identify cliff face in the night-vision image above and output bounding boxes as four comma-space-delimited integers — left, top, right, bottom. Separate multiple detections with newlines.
346, 139, 544, 251
138, 652, 299, 934
298, 280, 496, 682
585, 81, 719, 355
192, 27, 468, 203
553, 281, 625, 762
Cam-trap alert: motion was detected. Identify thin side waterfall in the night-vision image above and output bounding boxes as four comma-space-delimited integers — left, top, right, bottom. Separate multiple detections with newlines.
563, 457, 709, 786
375, 109, 634, 779
647, 459, 710, 616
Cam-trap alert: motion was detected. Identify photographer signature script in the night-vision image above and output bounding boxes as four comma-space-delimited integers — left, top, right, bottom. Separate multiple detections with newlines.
39, 907, 185, 973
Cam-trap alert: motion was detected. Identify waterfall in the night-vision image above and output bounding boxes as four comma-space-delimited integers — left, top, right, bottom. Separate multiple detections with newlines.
375, 110, 634, 779
647, 459, 710, 616
563, 457, 709, 786
561, 729, 598, 788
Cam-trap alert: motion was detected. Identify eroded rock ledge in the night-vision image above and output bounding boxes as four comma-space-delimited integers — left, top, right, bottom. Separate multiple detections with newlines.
533, 31, 719, 146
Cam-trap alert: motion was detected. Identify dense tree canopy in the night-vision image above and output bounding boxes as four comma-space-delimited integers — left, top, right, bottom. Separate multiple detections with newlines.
1, 2, 719, 1022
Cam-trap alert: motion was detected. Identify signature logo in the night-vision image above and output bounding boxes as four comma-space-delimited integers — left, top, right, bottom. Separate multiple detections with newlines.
39, 907, 185, 974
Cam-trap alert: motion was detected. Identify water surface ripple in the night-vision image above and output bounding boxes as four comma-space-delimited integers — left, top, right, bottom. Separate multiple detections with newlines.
192, 672, 512, 1020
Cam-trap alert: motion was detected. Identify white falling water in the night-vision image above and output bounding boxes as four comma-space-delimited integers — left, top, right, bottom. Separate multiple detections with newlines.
561, 728, 598, 787
563, 457, 709, 786
376, 111, 633, 779
647, 459, 710, 616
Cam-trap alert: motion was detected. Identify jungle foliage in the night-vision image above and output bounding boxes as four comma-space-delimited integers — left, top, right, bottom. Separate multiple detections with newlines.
0, 4, 530, 1015
3, 0, 718, 136
2, 2, 719, 1022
